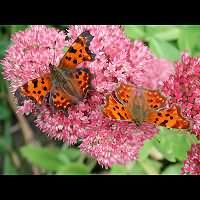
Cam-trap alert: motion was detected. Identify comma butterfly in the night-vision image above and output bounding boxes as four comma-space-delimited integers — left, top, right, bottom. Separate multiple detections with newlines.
15, 31, 96, 114
102, 83, 190, 129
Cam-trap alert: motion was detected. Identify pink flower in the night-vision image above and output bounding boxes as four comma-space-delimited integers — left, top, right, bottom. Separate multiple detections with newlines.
67, 25, 174, 92
162, 52, 200, 139
181, 144, 200, 175
66, 25, 174, 167
80, 121, 157, 168
2, 25, 66, 93
2, 25, 174, 167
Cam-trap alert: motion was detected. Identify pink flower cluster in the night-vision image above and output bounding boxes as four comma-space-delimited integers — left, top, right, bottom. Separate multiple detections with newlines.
2, 25, 66, 93
2, 25, 174, 167
162, 53, 200, 139
67, 25, 174, 92
181, 144, 200, 175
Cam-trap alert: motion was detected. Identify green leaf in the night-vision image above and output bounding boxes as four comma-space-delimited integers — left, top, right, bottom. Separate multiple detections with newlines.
145, 26, 180, 41
192, 51, 200, 57
20, 145, 68, 171
139, 140, 154, 160
149, 37, 180, 61
3, 155, 17, 175
161, 163, 183, 175
177, 26, 200, 54
56, 163, 90, 175
0, 38, 10, 58
110, 162, 146, 175
0, 138, 10, 153
110, 158, 162, 175
130, 162, 147, 175
138, 158, 162, 175
60, 147, 81, 161
123, 25, 145, 40
0, 104, 11, 120
10, 25, 29, 34
152, 127, 198, 162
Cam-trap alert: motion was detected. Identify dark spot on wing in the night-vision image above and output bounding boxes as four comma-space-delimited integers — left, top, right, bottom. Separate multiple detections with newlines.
23, 84, 30, 93
68, 46, 77, 53
75, 74, 79, 79
32, 79, 38, 88
43, 86, 47, 91
117, 112, 125, 120
75, 38, 84, 46
73, 59, 77, 64
160, 120, 169, 126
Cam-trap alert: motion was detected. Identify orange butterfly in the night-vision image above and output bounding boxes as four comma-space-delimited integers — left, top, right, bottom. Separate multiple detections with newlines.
15, 31, 96, 114
102, 83, 190, 129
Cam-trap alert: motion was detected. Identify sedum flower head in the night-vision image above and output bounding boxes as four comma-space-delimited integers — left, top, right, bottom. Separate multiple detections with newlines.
162, 52, 200, 139
2, 25, 174, 167
181, 144, 200, 175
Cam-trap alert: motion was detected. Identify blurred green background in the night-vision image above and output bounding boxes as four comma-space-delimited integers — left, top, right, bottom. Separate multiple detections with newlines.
0, 25, 199, 175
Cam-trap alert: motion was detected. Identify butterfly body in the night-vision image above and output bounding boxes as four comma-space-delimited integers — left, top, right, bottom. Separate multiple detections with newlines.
15, 31, 96, 114
103, 83, 190, 129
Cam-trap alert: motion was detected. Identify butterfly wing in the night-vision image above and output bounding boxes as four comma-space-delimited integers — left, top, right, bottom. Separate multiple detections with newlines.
143, 89, 166, 110
143, 90, 189, 128
115, 83, 135, 104
115, 83, 150, 124
49, 68, 92, 112
102, 83, 189, 128
102, 94, 133, 121
70, 68, 92, 99
102, 83, 134, 121
58, 67, 93, 99
15, 74, 52, 105
146, 105, 190, 129
49, 86, 79, 113
58, 31, 96, 69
